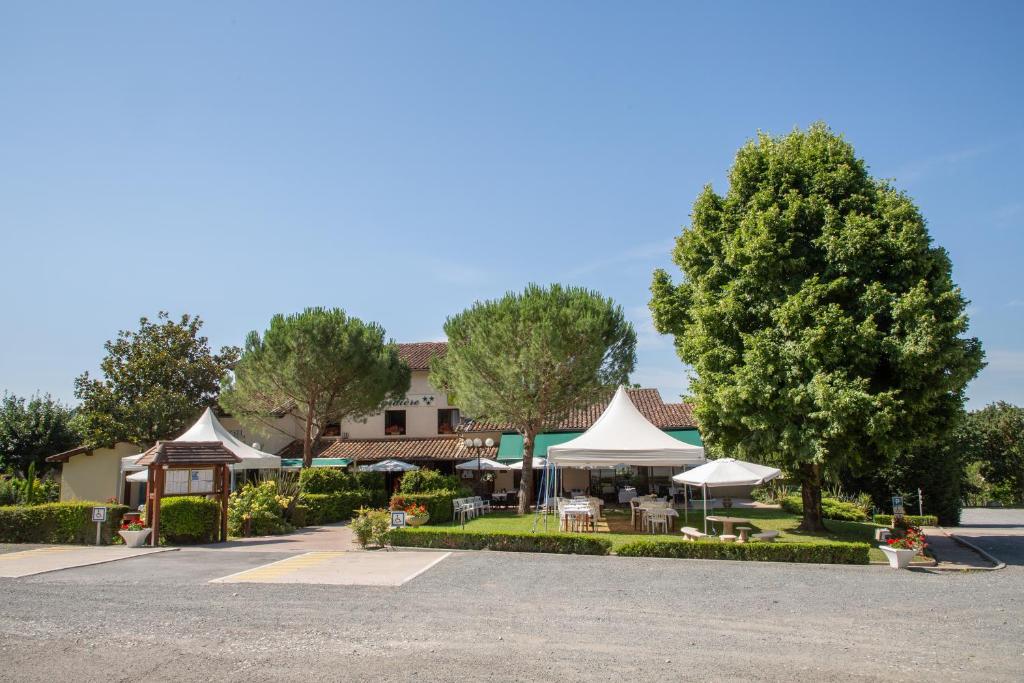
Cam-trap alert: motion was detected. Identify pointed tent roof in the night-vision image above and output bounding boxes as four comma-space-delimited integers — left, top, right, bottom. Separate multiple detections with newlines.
546, 386, 706, 467
122, 408, 281, 471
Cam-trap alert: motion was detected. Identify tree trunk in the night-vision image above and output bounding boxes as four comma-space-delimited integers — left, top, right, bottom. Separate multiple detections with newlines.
302, 411, 314, 469
516, 430, 537, 515
797, 462, 827, 532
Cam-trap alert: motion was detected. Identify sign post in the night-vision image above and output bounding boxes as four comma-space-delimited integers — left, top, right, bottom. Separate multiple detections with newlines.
390, 510, 407, 528
91, 506, 108, 546
917, 488, 923, 517
891, 495, 905, 526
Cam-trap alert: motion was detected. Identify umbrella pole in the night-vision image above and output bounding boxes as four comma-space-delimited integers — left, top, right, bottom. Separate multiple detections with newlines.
703, 484, 708, 535
684, 484, 688, 526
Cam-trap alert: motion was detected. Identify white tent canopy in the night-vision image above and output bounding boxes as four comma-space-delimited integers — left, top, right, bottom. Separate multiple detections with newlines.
508, 457, 549, 470
121, 407, 281, 473
358, 459, 419, 473
671, 458, 781, 488
546, 386, 706, 467
455, 458, 510, 471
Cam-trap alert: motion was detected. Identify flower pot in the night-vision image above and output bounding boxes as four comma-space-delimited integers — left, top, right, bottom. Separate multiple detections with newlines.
406, 514, 430, 527
880, 545, 917, 569
119, 528, 152, 548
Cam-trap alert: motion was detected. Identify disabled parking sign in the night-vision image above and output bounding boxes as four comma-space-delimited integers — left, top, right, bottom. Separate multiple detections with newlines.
390, 511, 407, 528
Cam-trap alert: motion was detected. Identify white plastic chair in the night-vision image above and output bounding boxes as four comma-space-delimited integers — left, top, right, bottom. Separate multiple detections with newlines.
646, 508, 670, 534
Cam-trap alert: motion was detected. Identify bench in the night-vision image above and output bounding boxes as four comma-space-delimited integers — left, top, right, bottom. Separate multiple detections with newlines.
751, 530, 779, 542
680, 526, 707, 541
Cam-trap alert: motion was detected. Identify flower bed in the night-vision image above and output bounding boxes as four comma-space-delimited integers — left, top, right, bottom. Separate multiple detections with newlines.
389, 528, 613, 555
615, 539, 870, 564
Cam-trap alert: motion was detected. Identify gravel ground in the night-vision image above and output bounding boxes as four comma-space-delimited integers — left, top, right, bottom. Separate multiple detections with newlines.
0, 545, 1021, 682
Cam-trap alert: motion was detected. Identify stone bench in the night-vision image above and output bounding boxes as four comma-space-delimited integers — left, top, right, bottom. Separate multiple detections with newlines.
680, 526, 707, 540
751, 530, 779, 542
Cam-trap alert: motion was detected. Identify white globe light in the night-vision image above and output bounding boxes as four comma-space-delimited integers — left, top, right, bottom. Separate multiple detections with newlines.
473, 438, 483, 448
484, 438, 495, 448
463, 438, 474, 448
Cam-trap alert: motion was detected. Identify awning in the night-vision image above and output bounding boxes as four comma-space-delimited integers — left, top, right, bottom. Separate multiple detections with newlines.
280, 458, 352, 469
497, 429, 703, 462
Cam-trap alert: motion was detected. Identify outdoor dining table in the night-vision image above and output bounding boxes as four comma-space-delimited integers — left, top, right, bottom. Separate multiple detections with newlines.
637, 504, 680, 532
561, 503, 595, 532
704, 515, 751, 536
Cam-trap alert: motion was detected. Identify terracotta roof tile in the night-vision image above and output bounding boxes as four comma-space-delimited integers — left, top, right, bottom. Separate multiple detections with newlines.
136, 441, 242, 466
277, 436, 494, 462
45, 446, 93, 463
464, 388, 697, 432
397, 342, 447, 370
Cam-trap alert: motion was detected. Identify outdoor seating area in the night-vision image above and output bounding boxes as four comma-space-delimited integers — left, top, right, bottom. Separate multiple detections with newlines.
452, 496, 494, 525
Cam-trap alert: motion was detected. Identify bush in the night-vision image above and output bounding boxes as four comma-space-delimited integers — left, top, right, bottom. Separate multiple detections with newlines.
615, 539, 870, 564
158, 497, 221, 544
299, 490, 387, 524
299, 468, 386, 494
228, 481, 291, 537
390, 490, 462, 524
390, 528, 613, 555
350, 508, 392, 548
398, 469, 463, 494
289, 504, 310, 528
780, 495, 868, 522
0, 476, 60, 506
873, 514, 938, 527
0, 502, 128, 544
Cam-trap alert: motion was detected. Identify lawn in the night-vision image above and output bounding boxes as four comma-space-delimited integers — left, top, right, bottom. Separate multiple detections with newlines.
427, 507, 892, 561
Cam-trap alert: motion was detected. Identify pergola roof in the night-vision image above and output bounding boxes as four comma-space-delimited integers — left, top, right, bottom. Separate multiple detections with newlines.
136, 441, 242, 467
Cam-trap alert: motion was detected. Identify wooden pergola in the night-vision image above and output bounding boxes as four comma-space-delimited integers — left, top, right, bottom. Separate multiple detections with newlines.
137, 441, 242, 546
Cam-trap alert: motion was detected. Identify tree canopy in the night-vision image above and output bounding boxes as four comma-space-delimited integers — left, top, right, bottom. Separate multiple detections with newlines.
431, 283, 636, 514
965, 402, 1024, 505
0, 393, 80, 474
219, 307, 411, 467
74, 312, 240, 448
650, 124, 984, 530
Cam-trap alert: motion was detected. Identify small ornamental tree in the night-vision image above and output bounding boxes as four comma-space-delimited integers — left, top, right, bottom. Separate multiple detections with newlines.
74, 312, 240, 448
431, 284, 636, 514
650, 124, 984, 531
220, 308, 411, 468
0, 393, 80, 474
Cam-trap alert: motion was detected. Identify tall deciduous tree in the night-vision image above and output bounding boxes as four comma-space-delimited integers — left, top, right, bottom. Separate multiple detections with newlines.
74, 312, 240, 448
0, 393, 80, 473
967, 402, 1024, 505
219, 308, 411, 468
650, 124, 984, 531
431, 284, 636, 514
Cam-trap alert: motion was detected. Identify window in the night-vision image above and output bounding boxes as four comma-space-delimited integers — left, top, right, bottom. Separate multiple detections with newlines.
384, 410, 406, 436
437, 408, 459, 435
322, 421, 341, 437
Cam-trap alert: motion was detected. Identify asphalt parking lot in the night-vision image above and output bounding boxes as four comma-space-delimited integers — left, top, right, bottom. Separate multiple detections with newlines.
0, 514, 1021, 682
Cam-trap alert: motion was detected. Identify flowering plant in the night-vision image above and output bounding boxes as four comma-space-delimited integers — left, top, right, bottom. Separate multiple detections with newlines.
886, 526, 927, 552
403, 503, 428, 517
120, 520, 146, 531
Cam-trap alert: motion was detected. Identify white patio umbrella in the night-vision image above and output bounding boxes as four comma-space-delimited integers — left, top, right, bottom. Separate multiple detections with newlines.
358, 459, 420, 473
455, 458, 510, 471
672, 458, 782, 534
507, 457, 548, 470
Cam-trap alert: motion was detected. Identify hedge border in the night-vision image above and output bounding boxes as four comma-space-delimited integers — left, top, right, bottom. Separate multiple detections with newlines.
389, 528, 612, 555
0, 502, 129, 544
873, 514, 939, 527
299, 490, 387, 525
614, 539, 870, 564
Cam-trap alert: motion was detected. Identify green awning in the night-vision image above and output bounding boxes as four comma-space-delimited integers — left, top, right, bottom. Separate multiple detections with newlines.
280, 458, 352, 469
497, 429, 702, 462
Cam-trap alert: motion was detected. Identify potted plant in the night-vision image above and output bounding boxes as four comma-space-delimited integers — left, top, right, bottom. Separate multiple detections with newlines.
879, 526, 927, 569
404, 503, 430, 527
118, 519, 152, 547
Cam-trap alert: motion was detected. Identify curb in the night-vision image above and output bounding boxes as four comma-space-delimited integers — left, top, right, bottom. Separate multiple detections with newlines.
933, 527, 1006, 571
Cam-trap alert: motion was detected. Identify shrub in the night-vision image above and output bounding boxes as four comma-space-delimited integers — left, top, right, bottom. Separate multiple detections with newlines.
873, 514, 938, 527
0, 502, 128, 544
398, 469, 463, 494
289, 504, 310, 528
299, 490, 387, 524
0, 476, 60, 506
158, 497, 221, 544
780, 495, 868, 522
390, 528, 613, 555
299, 468, 353, 494
228, 481, 291, 537
615, 539, 870, 564
389, 490, 461, 524
350, 508, 392, 548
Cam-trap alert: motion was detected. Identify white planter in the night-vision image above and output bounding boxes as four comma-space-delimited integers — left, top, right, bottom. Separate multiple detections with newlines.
119, 529, 152, 548
879, 545, 917, 569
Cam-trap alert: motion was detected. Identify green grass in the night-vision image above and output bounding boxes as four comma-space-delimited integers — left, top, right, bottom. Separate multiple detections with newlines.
426, 507, 891, 561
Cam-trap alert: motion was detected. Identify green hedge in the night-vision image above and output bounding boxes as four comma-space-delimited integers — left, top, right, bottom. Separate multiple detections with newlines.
615, 539, 870, 564
390, 528, 612, 555
873, 514, 938, 527
389, 490, 462, 524
398, 469, 463, 494
299, 490, 387, 525
299, 468, 385, 494
0, 502, 129, 544
159, 497, 221, 544
781, 495, 868, 522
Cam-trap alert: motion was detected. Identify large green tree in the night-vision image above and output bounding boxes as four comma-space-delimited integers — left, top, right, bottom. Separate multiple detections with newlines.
431, 284, 636, 514
220, 308, 411, 468
650, 124, 984, 531
0, 393, 80, 473
74, 312, 240, 447
966, 402, 1024, 505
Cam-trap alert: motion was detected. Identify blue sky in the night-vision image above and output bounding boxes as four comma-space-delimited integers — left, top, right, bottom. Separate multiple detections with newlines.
1, 2, 1022, 410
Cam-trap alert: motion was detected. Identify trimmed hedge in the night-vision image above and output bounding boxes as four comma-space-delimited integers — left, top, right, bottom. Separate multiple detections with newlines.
159, 497, 221, 544
299, 468, 386, 494
873, 514, 938, 527
780, 495, 868, 522
390, 490, 462, 524
390, 528, 613, 555
0, 502, 129, 544
615, 539, 870, 564
299, 490, 387, 525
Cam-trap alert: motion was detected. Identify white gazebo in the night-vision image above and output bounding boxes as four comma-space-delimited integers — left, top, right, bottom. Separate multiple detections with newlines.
672, 458, 782, 534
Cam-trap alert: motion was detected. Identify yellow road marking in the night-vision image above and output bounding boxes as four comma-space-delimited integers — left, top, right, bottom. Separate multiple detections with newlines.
216, 551, 347, 582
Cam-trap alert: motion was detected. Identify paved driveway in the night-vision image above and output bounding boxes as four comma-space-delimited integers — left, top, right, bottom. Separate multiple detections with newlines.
953, 507, 1024, 566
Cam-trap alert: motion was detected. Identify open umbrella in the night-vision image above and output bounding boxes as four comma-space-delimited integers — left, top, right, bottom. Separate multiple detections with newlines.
358, 459, 420, 473
455, 458, 510, 471
672, 458, 782, 534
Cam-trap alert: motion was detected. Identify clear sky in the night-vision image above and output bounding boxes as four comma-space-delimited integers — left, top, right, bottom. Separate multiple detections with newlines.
1, 2, 1022, 410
